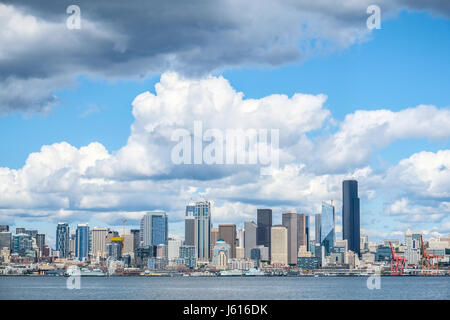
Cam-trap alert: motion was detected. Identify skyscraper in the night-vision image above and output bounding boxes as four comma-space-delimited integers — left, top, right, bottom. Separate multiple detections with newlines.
131, 229, 140, 249
315, 214, 321, 245
282, 211, 298, 265
140, 211, 168, 247
342, 180, 360, 255
210, 227, 219, 258
56, 222, 70, 258
0, 225, 9, 232
219, 224, 237, 259
271, 225, 288, 265
297, 213, 307, 251
305, 215, 310, 251
244, 221, 257, 259
194, 201, 211, 261
76, 223, 89, 261
185, 204, 195, 246
35, 233, 45, 256
168, 238, 182, 260
321, 202, 335, 255
0, 232, 12, 250
91, 227, 109, 258
257, 209, 272, 257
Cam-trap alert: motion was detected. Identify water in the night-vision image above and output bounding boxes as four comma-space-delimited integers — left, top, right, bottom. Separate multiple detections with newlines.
0, 276, 448, 300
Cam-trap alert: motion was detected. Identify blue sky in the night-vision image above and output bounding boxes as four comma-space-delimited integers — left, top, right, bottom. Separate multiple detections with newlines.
0, 4, 449, 246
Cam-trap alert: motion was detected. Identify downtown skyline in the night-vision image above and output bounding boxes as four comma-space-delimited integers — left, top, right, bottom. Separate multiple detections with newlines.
0, 2, 449, 247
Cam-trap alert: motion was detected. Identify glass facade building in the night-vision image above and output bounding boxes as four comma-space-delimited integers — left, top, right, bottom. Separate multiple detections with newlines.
76, 224, 89, 261
321, 202, 335, 256
140, 212, 168, 247
257, 209, 272, 257
194, 201, 211, 260
56, 222, 70, 258
342, 180, 360, 255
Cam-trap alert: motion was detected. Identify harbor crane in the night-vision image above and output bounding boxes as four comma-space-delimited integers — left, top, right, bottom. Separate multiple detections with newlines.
389, 242, 406, 275
420, 235, 443, 276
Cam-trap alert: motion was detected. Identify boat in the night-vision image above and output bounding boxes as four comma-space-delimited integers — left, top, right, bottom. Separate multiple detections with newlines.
244, 268, 265, 276
65, 267, 105, 277
220, 269, 243, 276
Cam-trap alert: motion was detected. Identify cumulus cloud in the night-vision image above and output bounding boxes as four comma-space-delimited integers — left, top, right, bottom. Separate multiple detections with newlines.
1, 0, 449, 113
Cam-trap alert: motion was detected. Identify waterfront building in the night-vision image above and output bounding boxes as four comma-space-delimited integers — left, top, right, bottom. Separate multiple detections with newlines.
321, 201, 335, 256
194, 201, 211, 261
375, 246, 392, 262
212, 239, 230, 270
229, 259, 254, 270
257, 209, 272, 258
168, 238, 182, 260
219, 224, 237, 259
76, 223, 89, 261
135, 245, 156, 268
56, 222, 70, 258
271, 225, 288, 265
244, 221, 257, 259
404, 229, 422, 266
342, 180, 360, 255
185, 203, 195, 246
91, 227, 109, 258
297, 257, 319, 270
282, 211, 298, 265
140, 211, 168, 247
179, 245, 196, 268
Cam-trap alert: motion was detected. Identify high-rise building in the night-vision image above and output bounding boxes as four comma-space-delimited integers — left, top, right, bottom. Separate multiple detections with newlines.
185, 204, 195, 246
315, 213, 321, 244
140, 211, 168, 247
106, 238, 123, 261
271, 225, 288, 265
131, 229, 140, 249
257, 209, 272, 257
237, 228, 244, 248
0, 232, 12, 250
16, 227, 25, 235
360, 235, 369, 253
321, 202, 335, 256
179, 245, 196, 268
91, 227, 109, 258
210, 227, 219, 258
168, 238, 182, 260
56, 222, 70, 258
122, 233, 135, 255
0, 225, 9, 232
404, 229, 422, 266
342, 180, 360, 255
35, 233, 45, 256
69, 233, 76, 257
219, 224, 237, 259
305, 215, 310, 251
13, 233, 32, 255
76, 223, 89, 261
282, 211, 298, 265
244, 221, 257, 259
297, 213, 307, 252
194, 201, 211, 261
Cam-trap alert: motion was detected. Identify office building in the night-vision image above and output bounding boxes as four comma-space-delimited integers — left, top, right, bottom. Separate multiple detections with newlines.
212, 239, 230, 270
297, 213, 307, 251
305, 215, 310, 251
237, 228, 244, 248
210, 227, 219, 258
131, 229, 140, 249
106, 237, 123, 261
244, 221, 257, 259
194, 201, 211, 261
257, 209, 272, 257
404, 229, 422, 266
56, 222, 70, 258
140, 211, 168, 247
0, 225, 9, 232
122, 233, 135, 255
282, 211, 298, 265
185, 204, 195, 246
179, 245, 196, 268
321, 201, 335, 256
315, 213, 321, 244
91, 227, 109, 258
0, 232, 12, 250
76, 224, 89, 261
271, 225, 288, 265
16, 227, 25, 235
219, 224, 237, 259
342, 180, 360, 255
35, 233, 45, 255
13, 233, 32, 255
168, 239, 182, 260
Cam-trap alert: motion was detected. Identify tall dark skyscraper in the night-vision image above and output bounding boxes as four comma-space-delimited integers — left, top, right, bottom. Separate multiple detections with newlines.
305, 215, 310, 251
56, 222, 69, 258
342, 180, 360, 256
185, 204, 195, 246
282, 211, 298, 265
257, 209, 272, 257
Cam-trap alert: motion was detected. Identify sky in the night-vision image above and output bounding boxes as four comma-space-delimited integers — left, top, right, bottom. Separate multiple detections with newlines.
0, 1, 449, 247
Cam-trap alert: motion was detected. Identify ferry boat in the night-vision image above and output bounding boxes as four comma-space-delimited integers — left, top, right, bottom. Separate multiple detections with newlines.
219, 269, 243, 276
140, 270, 164, 276
65, 267, 105, 277
244, 268, 265, 276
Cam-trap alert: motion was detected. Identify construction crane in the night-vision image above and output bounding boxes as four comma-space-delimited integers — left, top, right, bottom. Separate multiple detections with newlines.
389, 242, 406, 275
420, 235, 443, 276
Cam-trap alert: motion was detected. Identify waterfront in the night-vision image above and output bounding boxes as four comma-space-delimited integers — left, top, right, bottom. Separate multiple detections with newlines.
0, 276, 448, 300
